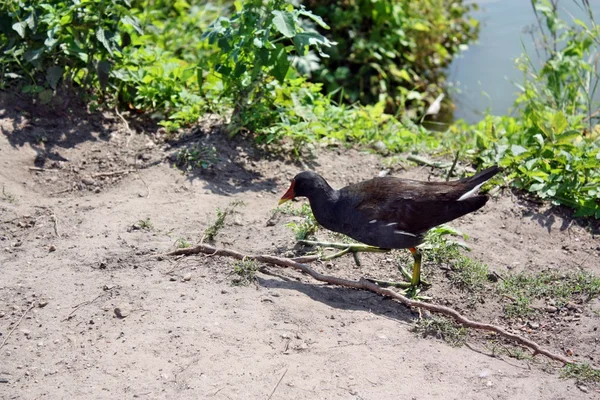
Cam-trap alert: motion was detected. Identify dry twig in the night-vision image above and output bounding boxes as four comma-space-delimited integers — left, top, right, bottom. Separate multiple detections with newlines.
92, 170, 135, 178
0, 303, 35, 350
165, 244, 571, 365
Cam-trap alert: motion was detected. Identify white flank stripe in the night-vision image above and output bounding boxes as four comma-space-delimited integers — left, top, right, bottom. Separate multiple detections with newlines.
394, 230, 417, 237
457, 182, 484, 201
385, 222, 397, 227
369, 219, 377, 224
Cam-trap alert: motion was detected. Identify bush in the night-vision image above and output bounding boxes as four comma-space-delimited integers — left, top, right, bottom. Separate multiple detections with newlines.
1, 0, 139, 102
302, 0, 479, 115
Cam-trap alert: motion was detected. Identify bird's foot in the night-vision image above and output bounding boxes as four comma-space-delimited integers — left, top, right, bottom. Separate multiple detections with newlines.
366, 278, 431, 299
399, 266, 431, 287
299, 240, 389, 266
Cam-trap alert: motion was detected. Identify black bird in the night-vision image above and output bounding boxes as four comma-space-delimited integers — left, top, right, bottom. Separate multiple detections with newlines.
279, 166, 500, 288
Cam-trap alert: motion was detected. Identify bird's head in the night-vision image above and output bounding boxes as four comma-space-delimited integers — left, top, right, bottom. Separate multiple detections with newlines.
278, 171, 330, 205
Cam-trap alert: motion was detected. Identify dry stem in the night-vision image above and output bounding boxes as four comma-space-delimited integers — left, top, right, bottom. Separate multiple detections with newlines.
165, 244, 571, 365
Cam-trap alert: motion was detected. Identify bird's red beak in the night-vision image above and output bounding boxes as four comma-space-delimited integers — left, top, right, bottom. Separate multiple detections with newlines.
278, 180, 296, 205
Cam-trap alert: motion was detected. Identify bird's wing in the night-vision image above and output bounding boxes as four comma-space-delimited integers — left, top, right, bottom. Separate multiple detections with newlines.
347, 177, 479, 233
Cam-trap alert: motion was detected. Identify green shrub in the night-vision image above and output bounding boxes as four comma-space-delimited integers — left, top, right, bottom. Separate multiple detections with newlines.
303, 0, 479, 114
1, 0, 140, 102
449, 0, 600, 218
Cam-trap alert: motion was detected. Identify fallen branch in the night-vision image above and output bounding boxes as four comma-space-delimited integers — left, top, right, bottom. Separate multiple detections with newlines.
0, 303, 35, 350
165, 244, 571, 365
92, 170, 135, 178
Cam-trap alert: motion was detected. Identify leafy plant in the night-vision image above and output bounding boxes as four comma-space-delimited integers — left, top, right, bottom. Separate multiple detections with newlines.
204, 207, 229, 242
499, 270, 600, 317
202, 0, 336, 135
176, 238, 191, 248
176, 143, 218, 171
231, 258, 260, 286
412, 315, 467, 347
562, 362, 600, 384
0, 0, 141, 101
450, 0, 600, 218
303, 0, 479, 115
283, 203, 320, 240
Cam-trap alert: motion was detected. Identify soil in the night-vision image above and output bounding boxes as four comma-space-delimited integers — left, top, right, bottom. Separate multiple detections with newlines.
1, 94, 599, 399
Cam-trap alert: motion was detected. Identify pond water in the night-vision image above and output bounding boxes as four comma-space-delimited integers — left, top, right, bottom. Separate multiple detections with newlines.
448, 0, 600, 123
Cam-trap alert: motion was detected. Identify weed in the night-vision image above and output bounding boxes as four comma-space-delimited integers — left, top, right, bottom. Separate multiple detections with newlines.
204, 208, 228, 242
282, 203, 320, 240
561, 363, 600, 384
176, 238, 191, 249
412, 316, 467, 347
500, 270, 600, 318
176, 144, 218, 171
203, 201, 244, 242
420, 225, 489, 293
487, 341, 533, 361
136, 218, 153, 230
231, 259, 260, 286
2, 185, 17, 204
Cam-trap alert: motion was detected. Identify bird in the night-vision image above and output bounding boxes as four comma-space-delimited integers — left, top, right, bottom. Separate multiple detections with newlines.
278, 165, 500, 290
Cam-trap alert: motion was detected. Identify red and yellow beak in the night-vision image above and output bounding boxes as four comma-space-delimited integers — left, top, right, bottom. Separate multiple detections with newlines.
278, 180, 296, 205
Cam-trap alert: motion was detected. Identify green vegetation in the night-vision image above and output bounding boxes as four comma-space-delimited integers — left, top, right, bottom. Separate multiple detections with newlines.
204, 207, 228, 242
203, 200, 244, 242
231, 258, 260, 285
135, 217, 153, 230
562, 362, 600, 384
280, 203, 319, 240
421, 225, 489, 293
500, 270, 600, 317
412, 315, 467, 347
305, 0, 479, 114
176, 143, 218, 171
176, 238, 192, 248
1, 0, 598, 218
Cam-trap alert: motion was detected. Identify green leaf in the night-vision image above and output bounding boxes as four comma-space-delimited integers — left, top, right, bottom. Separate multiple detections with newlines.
294, 32, 333, 57
510, 144, 528, 156
38, 89, 53, 104
412, 22, 429, 31
272, 11, 296, 38
551, 111, 568, 134
271, 45, 289, 83
555, 130, 581, 145
96, 28, 114, 56
121, 15, 143, 34
298, 9, 330, 29
46, 66, 64, 90
12, 21, 27, 38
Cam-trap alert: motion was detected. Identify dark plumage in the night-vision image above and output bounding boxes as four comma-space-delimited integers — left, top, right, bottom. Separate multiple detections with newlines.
279, 166, 500, 288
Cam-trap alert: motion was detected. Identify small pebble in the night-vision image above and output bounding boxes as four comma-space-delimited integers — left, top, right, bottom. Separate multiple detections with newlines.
48, 245, 56, 252
38, 300, 48, 308
114, 306, 130, 319
182, 273, 192, 282
578, 385, 588, 393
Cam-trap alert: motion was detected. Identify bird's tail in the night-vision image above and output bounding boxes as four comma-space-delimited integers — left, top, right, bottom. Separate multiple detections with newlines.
465, 165, 501, 187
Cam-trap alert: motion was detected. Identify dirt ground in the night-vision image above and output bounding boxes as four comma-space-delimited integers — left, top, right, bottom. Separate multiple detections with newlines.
1, 95, 599, 399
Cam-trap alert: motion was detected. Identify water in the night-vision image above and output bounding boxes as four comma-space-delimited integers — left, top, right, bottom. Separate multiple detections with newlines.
448, 0, 600, 123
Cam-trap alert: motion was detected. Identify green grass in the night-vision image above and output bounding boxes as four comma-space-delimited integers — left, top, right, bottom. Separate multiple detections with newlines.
421, 226, 489, 293
561, 363, 600, 384
136, 218, 153, 230
203, 201, 245, 242
175, 144, 218, 171
231, 259, 260, 286
1, 185, 17, 204
412, 316, 467, 347
278, 203, 320, 240
500, 270, 600, 318
176, 238, 191, 249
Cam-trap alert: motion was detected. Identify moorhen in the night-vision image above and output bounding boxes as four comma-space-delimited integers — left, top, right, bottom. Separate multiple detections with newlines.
279, 166, 500, 289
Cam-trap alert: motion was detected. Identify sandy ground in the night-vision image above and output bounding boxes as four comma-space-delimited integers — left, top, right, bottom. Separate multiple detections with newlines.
1, 98, 599, 399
